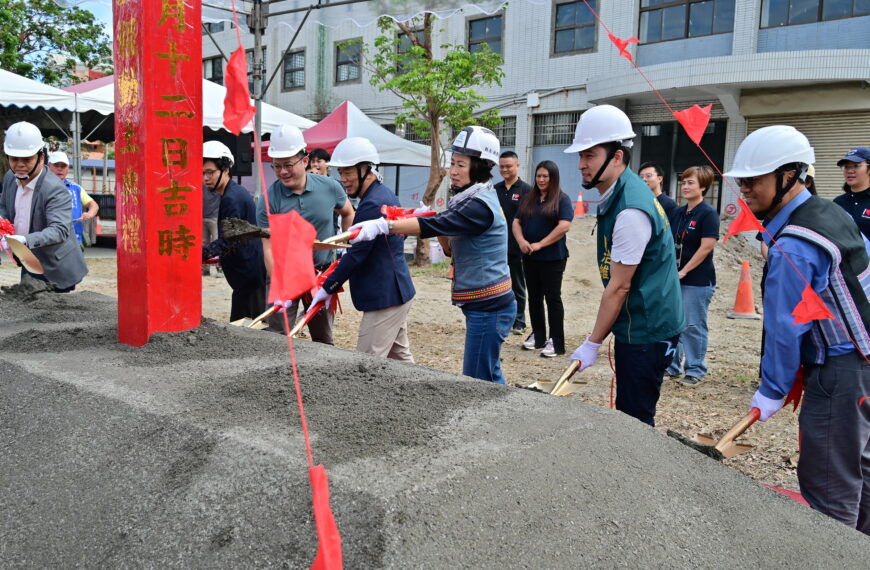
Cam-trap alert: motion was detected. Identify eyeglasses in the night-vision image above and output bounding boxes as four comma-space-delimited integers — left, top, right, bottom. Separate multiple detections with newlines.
271, 156, 305, 172
841, 163, 866, 171
736, 176, 760, 189
202, 169, 219, 177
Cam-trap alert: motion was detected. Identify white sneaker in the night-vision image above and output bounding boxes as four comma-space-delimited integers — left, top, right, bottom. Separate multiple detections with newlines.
541, 339, 558, 358
522, 333, 536, 350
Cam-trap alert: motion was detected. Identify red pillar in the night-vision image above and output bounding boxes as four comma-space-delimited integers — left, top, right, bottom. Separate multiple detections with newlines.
113, 0, 203, 346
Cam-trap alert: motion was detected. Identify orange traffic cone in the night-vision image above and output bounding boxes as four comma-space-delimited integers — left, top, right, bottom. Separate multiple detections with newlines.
574, 200, 586, 217
727, 260, 761, 319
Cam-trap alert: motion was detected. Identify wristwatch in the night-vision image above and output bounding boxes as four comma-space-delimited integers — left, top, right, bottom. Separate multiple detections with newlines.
387, 219, 395, 233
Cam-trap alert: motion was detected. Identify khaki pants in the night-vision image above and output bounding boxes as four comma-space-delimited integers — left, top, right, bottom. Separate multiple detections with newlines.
357, 300, 414, 362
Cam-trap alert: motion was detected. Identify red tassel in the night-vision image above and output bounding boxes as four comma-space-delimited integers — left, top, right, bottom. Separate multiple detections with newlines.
792, 285, 834, 325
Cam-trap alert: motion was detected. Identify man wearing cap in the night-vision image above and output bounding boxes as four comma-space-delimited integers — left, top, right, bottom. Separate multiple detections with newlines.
726, 126, 869, 536
833, 146, 870, 242
310, 137, 416, 361
47, 151, 99, 248
564, 105, 684, 426
256, 124, 355, 344
0, 122, 87, 291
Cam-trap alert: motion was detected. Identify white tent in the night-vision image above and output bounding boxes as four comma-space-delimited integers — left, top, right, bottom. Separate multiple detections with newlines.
70, 77, 315, 133
0, 69, 79, 112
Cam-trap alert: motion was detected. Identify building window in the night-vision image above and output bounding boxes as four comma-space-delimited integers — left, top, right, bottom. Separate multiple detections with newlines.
335, 40, 362, 83
533, 111, 583, 146
640, 0, 736, 44
493, 116, 517, 147
203, 56, 223, 86
202, 21, 232, 35
246, 47, 267, 94
397, 28, 428, 74
282, 50, 305, 90
761, 0, 870, 27
468, 15, 503, 54
553, 1, 597, 54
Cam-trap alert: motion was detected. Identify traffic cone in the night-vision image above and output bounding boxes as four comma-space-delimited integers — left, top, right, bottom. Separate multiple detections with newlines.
727, 260, 761, 319
95, 216, 102, 235
574, 200, 586, 217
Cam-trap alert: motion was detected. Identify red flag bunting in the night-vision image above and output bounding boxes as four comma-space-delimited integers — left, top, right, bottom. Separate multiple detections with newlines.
607, 32, 638, 62
223, 48, 256, 134
673, 104, 712, 145
309, 464, 343, 570
267, 210, 317, 304
792, 285, 834, 325
723, 199, 763, 244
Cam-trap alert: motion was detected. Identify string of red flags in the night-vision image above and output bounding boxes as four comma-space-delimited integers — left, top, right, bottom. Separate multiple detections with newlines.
223, 48, 256, 135
723, 200, 764, 244
792, 285, 835, 325
673, 104, 713, 146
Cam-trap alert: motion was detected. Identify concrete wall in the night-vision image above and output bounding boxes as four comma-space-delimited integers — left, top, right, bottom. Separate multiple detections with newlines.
758, 15, 870, 53
636, 33, 733, 67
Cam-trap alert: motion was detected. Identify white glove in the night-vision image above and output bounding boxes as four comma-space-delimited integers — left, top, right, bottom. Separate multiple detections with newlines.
570, 337, 602, 372
0, 237, 6, 249
413, 201, 433, 215
349, 217, 389, 244
311, 286, 332, 310
751, 390, 785, 422
8, 234, 26, 245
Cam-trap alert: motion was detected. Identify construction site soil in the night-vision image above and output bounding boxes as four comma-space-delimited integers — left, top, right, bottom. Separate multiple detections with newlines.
2, 217, 868, 567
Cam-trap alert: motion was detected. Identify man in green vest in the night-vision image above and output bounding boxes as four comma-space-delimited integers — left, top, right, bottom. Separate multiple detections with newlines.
564, 105, 685, 426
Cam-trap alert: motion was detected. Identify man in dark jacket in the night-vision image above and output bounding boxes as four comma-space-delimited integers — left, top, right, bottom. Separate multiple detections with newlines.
0, 121, 87, 292
312, 137, 416, 361
494, 150, 532, 334
200, 141, 266, 321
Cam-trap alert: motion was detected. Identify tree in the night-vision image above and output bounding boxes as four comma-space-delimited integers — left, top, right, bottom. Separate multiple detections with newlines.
363, 13, 505, 263
0, 0, 112, 86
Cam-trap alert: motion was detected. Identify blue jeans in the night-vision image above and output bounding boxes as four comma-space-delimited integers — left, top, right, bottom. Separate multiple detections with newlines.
462, 301, 516, 384
666, 284, 714, 378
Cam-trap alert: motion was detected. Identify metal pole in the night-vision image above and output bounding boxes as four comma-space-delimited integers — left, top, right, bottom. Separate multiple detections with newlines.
252, 0, 264, 197
72, 108, 82, 185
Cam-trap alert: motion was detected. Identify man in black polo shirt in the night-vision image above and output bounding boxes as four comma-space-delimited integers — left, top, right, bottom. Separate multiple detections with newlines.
494, 151, 532, 334
639, 161, 678, 222
833, 146, 870, 243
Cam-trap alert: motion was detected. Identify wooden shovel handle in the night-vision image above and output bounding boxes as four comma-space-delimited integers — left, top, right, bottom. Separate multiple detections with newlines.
247, 305, 278, 328
288, 301, 325, 337
321, 227, 361, 244
715, 407, 761, 452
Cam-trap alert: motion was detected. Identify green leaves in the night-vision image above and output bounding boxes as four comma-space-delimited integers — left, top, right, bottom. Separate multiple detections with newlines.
0, 0, 112, 86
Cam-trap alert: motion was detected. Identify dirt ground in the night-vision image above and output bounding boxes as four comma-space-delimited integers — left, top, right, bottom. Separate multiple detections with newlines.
0, 216, 798, 491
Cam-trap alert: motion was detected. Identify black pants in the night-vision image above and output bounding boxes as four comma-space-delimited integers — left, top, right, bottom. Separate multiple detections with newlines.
614, 335, 679, 427
507, 254, 527, 330
230, 286, 266, 322
523, 258, 567, 353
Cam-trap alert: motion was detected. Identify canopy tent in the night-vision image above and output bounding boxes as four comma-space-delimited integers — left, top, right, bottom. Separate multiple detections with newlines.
298, 101, 434, 167
65, 76, 315, 135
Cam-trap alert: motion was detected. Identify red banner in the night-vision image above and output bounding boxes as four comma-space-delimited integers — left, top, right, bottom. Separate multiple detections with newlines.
114, 0, 203, 346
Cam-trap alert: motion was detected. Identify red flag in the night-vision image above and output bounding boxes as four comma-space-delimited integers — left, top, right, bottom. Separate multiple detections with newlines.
673, 104, 712, 145
607, 32, 638, 62
792, 285, 834, 325
723, 200, 763, 244
309, 464, 343, 570
223, 48, 256, 134
267, 210, 317, 304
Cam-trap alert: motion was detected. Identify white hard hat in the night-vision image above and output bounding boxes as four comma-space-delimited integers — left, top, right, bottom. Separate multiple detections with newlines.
203, 140, 235, 167
564, 105, 636, 154
723, 125, 815, 178
4, 121, 44, 157
268, 124, 306, 159
330, 137, 379, 167
449, 126, 500, 164
48, 151, 70, 165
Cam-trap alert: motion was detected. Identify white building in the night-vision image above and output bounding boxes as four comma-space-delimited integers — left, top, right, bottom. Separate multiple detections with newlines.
203, 0, 870, 210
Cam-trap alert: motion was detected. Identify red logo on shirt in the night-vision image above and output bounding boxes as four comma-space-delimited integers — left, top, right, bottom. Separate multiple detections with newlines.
863, 209, 870, 218
690, 220, 697, 228
512, 193, 520, 200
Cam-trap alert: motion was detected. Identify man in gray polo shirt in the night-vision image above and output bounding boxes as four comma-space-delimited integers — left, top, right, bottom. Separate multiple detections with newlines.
256, 124, 355, 343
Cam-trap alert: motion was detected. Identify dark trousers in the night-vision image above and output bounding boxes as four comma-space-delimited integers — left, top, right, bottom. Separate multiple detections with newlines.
507, 254, 526, 330
524, 258, 567, 353
230, 286, 266, 322
798, 352, 870, 535
614, 335, 679, 426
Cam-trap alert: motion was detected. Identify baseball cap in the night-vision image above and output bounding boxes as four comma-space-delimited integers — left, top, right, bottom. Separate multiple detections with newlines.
47, 151, 70, 165
837, 146, 870, 167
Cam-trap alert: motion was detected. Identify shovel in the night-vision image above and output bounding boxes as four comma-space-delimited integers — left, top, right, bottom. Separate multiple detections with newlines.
320, 227, 361, 245
230, 305, 278, 329
5, 237, 44, 275
287, 300, 326, 337
547, 361, 587, 396
220, 218, 350, 250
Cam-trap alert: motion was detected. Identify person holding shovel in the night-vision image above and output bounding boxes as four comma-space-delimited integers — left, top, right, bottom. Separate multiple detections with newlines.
201, 141, 267, 322
563, 105, 684, 426
725, 125, 870, 536
256, 124, 355, 343
309, 137, 416, 361
347, 126, 515, 384
0, 121, 87, 292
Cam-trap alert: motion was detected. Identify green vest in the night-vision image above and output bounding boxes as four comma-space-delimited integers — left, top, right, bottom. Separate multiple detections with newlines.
596, 169, 685, 344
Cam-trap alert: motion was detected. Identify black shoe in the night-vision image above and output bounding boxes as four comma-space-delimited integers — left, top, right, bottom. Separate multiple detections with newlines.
682, 375, 702, 386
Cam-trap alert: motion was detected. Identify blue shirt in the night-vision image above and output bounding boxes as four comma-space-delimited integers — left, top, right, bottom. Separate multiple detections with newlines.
256, 173, 347, 267
760, 190, 854, 400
